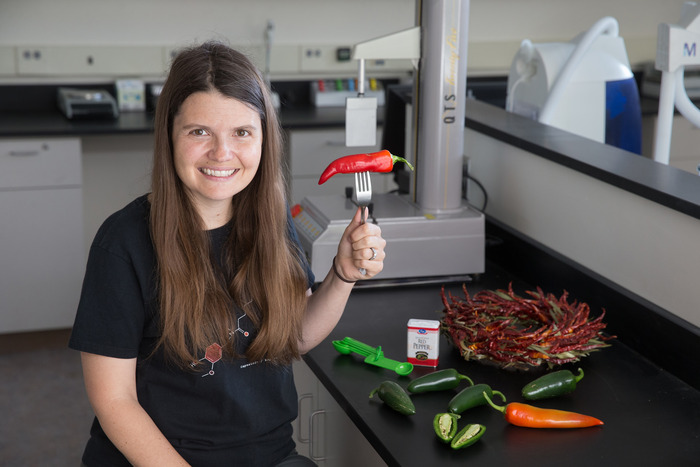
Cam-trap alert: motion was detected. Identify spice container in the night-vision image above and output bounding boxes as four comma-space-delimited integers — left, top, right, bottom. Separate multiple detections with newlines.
407, 319, 440, 367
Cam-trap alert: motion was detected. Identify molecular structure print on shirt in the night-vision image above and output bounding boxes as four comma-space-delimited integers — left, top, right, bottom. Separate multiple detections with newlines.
194, 313, 251, 377
234, 312, 250, 337
197, 343, 223, 377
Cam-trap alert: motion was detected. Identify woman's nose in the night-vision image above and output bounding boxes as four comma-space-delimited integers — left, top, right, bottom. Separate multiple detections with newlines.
210, 137, 234, 161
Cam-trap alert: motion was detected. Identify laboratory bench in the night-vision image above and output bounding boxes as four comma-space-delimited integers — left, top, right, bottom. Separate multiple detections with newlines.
0, 105, 359, 137
303, 218, 700, 466
2, 82, 700, 465
0, 80, 385, 137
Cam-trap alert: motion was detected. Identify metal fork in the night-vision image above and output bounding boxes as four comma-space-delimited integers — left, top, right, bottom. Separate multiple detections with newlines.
353, 171, 372, 275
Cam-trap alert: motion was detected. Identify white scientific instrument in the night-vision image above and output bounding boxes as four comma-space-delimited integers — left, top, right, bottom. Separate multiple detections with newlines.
653, 1, 700, 165
293, 0, 485, 283
506, 17, 642, 154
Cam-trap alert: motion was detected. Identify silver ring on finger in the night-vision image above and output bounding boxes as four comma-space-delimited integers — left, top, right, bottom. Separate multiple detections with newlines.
369, 247, 378, 261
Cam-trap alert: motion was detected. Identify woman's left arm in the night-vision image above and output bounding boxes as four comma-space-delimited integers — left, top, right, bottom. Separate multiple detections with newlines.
298, 207, 385, 354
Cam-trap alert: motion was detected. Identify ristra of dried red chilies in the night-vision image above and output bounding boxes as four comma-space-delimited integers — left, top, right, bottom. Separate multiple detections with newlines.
439, 283, 614, 370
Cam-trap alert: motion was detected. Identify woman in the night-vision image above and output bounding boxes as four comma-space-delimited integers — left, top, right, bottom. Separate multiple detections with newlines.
69, 41, 385, 466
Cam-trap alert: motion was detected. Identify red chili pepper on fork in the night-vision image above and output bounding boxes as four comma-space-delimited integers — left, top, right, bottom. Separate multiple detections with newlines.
482, 392, 604, 428
318, 150, 414, 185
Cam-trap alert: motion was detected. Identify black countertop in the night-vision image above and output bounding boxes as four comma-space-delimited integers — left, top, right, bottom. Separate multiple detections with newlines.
0, 106, 355, 138
303, 259, 700, 466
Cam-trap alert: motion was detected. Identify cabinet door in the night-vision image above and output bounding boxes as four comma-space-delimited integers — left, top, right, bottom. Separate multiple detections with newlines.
0, 138, 84, 333
313, 379, 387, 466
292, 359, 318, 458
0, 188, 84, 332
287, 128, 396, 205
294, 359, 385, 466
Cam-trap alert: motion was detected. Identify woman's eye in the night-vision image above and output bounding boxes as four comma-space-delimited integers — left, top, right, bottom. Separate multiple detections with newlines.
191, 129, 207, 136
236, 129, 250, 137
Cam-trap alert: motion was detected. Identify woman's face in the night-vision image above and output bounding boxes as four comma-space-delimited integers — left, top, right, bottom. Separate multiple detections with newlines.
172, 90, 263, 227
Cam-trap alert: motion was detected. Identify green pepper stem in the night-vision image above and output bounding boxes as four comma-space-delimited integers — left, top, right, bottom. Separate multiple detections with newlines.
390, 154, 415, 171
369, 388, 378, 399
458, 374, 474, 386
574, 368, 584, 384
482, 391, 506, 414
492, 390, 507, 403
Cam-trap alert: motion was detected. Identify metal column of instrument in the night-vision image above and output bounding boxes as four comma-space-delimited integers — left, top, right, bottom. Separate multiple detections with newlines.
293, 0, 484, 283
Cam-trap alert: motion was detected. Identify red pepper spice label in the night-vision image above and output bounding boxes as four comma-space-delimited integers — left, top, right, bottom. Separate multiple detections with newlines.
407, 319, 440, 367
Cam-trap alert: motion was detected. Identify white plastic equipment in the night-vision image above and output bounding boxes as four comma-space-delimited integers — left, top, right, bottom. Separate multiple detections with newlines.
653, 1, 700, 165
506, 17, 641, 153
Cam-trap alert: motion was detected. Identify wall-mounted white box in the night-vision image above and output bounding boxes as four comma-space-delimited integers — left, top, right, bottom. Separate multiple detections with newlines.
0, 47, 17, 75
17, 46, 165, 76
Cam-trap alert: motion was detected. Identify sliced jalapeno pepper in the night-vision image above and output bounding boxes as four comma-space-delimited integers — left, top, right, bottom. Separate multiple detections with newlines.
448, 383, 507, 414
406, 368, 474, 394
433, 412, 460, 443
522, 368, 584, 400
450, 423, 486, 449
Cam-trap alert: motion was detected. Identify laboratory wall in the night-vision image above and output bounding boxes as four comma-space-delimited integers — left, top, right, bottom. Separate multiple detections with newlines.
466, 129, 700, 329
0, 0, 691, 77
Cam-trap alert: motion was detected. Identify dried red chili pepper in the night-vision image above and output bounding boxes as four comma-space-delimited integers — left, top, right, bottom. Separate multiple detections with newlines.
439, 284, 614, 370
482, 392, 604, 428
318, 150, 414, 184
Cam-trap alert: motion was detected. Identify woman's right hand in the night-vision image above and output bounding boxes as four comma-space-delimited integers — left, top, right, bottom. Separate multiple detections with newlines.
333, 206, 386, 282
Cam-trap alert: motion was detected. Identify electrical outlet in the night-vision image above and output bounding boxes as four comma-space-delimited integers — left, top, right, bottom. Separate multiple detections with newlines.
300, 45, 356, 73
17, 47, 49, 75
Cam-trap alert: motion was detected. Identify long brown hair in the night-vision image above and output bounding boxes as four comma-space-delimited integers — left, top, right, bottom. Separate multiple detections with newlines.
150, 41, 307, 368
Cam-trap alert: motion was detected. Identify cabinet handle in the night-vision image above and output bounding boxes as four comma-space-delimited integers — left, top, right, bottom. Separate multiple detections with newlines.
8, 143, 48, 157
324, 140, 346, 147
297, 393, 313, 443
9, 150, 40, 157
309, 409, 327, 462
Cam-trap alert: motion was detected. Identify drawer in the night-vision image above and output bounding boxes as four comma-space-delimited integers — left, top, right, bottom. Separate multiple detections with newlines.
0, 137, 82, 189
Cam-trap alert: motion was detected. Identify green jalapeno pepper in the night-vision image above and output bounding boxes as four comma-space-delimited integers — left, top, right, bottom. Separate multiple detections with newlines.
433, 412, 460, 443
369, 380, 416, 415
450, 423, 486, 449
522, 368, 584, 400
406, 368, 474, 394
448, 383, 507, 414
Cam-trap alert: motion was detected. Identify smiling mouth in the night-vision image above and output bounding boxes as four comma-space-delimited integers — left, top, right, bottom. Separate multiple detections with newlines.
200, 168, 238, 177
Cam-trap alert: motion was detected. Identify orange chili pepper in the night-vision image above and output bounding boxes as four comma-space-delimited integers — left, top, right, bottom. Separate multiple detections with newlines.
483, 392, 603, 428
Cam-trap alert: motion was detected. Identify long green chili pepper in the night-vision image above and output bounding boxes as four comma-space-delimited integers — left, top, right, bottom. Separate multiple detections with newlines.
318, 150, 414, 185
522, 368, 585, 400
450, 423, 486, 449
448, 383, 506, 414
406, 368, 474, 394
433, 412, 460, 443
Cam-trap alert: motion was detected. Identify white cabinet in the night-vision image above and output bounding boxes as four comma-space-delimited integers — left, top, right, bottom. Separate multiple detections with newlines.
0, 138, 84, 333
293, 359, 386, 466
286, 128, 398, 205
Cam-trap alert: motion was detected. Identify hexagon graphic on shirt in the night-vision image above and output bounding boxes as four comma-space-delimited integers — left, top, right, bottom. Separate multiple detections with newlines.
199, 343, 223, 377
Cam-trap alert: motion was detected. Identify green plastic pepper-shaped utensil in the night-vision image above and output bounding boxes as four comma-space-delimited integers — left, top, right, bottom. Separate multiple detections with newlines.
433, 412, 460, 443
522, 368, 585, 400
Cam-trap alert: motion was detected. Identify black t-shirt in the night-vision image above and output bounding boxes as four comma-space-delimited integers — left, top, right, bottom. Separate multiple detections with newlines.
69, 195, 315, 467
